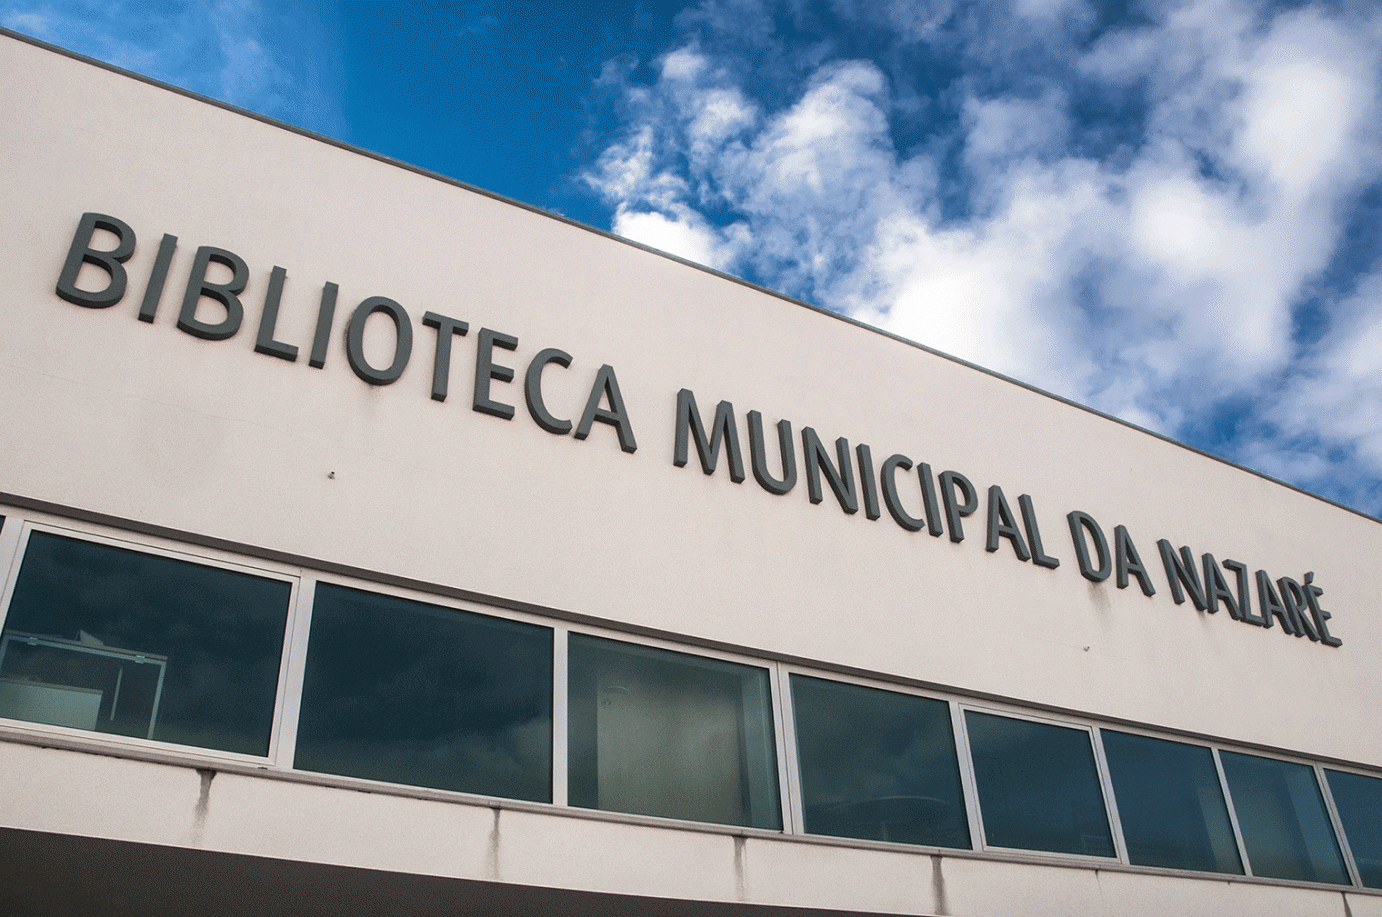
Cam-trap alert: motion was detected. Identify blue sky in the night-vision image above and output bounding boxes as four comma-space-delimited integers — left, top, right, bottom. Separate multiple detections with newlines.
6, 0, 1382, 516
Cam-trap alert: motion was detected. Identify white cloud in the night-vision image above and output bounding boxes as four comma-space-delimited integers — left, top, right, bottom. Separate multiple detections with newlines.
857, 159, 1112, 397
1234, 8, 1379, 204
611, 204, 747, 271
962, 92, 1070, 173
687, 87, 758, 158
1274, 271, 1382, 473
583, 0, 1382, 512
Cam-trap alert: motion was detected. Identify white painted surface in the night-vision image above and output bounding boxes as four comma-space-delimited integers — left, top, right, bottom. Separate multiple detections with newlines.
2, 31, 1381, 915
1, 742, 1375, 917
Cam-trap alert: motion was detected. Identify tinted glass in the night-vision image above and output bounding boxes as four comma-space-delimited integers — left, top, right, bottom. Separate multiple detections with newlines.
1220, 751, 1348, 884
0, 531, 290, 755
569, 634, 780, 829
966, 711, 1114, 856
295, 584, 552, 802
1326, 769, 1382, 888
1102, 731, 1242, 873
791, 675, 969, 847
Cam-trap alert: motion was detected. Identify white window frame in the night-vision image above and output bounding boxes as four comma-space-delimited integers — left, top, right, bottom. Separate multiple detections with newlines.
0, 510, 304, 767
958, 703, 1122, 863
777, 663, 978, 852
563, 624, 791, 834
291, 573, 561, 805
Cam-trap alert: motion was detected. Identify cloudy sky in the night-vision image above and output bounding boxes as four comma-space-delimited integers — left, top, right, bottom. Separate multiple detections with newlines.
6, 0, 1382, 516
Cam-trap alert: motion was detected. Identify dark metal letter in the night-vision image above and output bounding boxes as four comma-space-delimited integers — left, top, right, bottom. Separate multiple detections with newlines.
473, 328, 519, 419
1114, 525, 1155, 596
254, 266, 299, 361
939, 471, 977, 543
1224, 559, 1266, 626
674, 389, 744, 481
748, 411, 796, 495
985, 485, 1031, 560
308, 282, 338, 369
1157, 540, 1206, 610
525, 348, 574, 434
802, 428, 858, 514
574, 364, 638, 453
1302, 572, 1342, 647
1067, 511, 1111, 583
345, 296, 412, 385
918, 462, 944, 537
880, 455, 925, 532
1255, 570, 1296, 634
138, 233, 177, 322
1277, 577, 1318, 640
178, 246, 248, 340
1018, 494, 1059, 568
1202, 554, 1243, 620
56, 212, 136, 308
421, 311, 469, 402
855, 444, 881, 520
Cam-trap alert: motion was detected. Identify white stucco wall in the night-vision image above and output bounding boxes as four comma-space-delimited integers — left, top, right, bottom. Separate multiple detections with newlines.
2, 740, 1377, 917
3, 31, 1375, 763
1, 30, 1379, 916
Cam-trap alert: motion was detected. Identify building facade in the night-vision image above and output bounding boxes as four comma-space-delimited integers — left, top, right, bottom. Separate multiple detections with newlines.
1, 28, 1380, 917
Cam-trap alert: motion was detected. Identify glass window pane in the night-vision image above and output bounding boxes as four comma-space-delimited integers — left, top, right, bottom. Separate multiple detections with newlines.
1326, 769, 1382, 888
1220, 751, 1348, 884
1102, 731, 1242, 873
790, 675, 969, 848
965, 710, 1114, 857
0, 530, 290, 755
568, 634, 780, 829
294, 583, 552, 802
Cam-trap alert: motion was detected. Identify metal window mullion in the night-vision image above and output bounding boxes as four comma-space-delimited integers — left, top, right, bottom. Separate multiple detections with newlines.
0, 515, 31, 636
1212, 747, 1253, 877
270, 576, 315, 769
551, 626, 569, 808
773, 664, 803, 836
952, 703, 984, 851
1090, 726, 1130, 865
1316, 763, 1363, 888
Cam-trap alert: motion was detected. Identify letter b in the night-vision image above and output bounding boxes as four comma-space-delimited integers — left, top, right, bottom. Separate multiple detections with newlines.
178, 246, 248, 340
56, 212, 136, 308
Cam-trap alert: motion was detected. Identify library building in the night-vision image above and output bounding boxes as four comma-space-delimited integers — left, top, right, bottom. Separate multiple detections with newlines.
2, 26, 1380, 917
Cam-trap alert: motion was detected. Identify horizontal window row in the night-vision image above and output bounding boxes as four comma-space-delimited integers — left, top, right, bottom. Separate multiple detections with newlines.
0, 520, 1378, 890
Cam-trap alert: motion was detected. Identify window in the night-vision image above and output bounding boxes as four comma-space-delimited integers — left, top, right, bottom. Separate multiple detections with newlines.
1102, 731, 1242, 873
1219, 751, 1348, 884
965, 710, 1115, 857
0, 530, 291, 756
294, 583, 552, 802
568, 634, 780, 829
790, 675, 969, 847
1325, 769, 1382, 888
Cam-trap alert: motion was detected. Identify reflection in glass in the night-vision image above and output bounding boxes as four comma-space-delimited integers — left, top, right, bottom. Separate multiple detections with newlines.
295, 584, 552, 802
1102, 731, 1242, 873
0, 531, 290, 755
791, 675, 969, 847
1219, 751, 1348, 884
965, 711, 1115, 857
1326, 769, 1382, 888
569, 634, 780, 829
